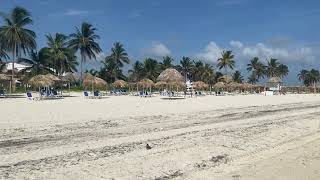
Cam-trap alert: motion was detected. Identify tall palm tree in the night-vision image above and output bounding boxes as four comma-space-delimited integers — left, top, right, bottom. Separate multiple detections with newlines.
18, 50, 53, 76
308, 69, 320, 87
193, 60, 204, 81
298, 69, 309, 85
43, 33, 77, 75
105, 42, 130, 68
0, 45, 9, 72
233, 70, 243, 83
277, 64, 289, 78
0, 6, 36, 92
68, 22, 102, 84
266, 58, 280, 77
248, 72, 258, 84
101, 58, 125, 83
217, 50, 235, 75
160, 56, 173, 70
143, 58, 159, 82
128, 61, 144, 82
247, 57, 265, 81
202, 63, 215, 84
178, 56, 193, 81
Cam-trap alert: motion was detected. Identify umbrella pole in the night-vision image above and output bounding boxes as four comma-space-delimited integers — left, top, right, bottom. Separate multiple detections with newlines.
69, 83, 71, 96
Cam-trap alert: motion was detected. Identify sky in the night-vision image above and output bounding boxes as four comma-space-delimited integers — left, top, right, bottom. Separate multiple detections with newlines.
1, 0, 320, 84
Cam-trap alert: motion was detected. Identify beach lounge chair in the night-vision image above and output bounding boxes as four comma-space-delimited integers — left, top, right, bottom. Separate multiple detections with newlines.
0, 89, 6, 98
26, 92, 41, 100
52, 90, 63, 98
93, 91, 101, 99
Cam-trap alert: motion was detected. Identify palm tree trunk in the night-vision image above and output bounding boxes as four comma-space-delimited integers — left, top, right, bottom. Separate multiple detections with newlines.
80, 55, 84, 86
10, 44, 16, 94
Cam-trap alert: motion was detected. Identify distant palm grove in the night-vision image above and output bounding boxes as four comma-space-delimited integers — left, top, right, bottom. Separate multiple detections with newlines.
0, 6, 318, 91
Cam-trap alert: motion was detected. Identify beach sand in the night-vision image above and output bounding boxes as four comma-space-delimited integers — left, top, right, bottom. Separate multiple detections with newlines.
1, 93, 320, 179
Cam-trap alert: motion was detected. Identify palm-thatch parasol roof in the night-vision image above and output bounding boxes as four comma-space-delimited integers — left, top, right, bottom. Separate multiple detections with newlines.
213, 82, 225, 89
241, 83, 254, 89
157, 68, 184, 84
113, 80, 128, 88
193, 81, 209, 89
138, 78, 154, 88
45, 74, 61, 82
218, 75, 233, 84
227, 82, 241, 88
28, 75, 54, 87
61, 73, 79, 83
83, 74, 107, 88
267, 77, 282, 84
155, 81, 167, 89
0, 74, 10, 81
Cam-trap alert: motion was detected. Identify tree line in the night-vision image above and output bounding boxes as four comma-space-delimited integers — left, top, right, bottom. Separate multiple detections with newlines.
0, 6, 315, 88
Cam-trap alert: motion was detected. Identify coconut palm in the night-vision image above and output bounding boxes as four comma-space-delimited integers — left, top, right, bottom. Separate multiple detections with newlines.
248, 72, 258, 84
43, 33, 77, 75
0, 45, 8, 72
177, 56, 193, 81
193, 60, 204, 81
298, 69, 309, 85
0, 6, 36, 92
105, 42, 129, 68
143, 58, 159, 82
18, 50, 53, 76
217, 50, 235, 75
101, 58, 125, 83
68, 22, 102, 83
202, 63, 215, 84
247, 57, 265, 81
128, 61, 144, 82
160, 56, 173, 70
276, 64, 289, 78
266, 58, 280, 77
233, 71, 243, 83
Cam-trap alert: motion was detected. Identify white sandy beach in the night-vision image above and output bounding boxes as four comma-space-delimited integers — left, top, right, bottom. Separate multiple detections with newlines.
1, 93, 320, 179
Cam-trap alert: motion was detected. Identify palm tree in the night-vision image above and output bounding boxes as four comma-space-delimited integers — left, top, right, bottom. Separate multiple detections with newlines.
308, 69, 320, 87
101, 58, 125, 83
202, 63, 215, 84
193, 60, 204, 81
248, 72, 258, 84
298, 69, 309, 85
160, 56, 173, 70
128, 61, 144, 82
43, 33, 77, 75
178, 56, 193, 81
233, 71, 243, 83
217, 50, 235, 75
247, 57, 265, 81
105, 42, 130, 68
143, 58, 159, 82
68, 22, 102, 84
277, 64, 289, 78
266, 58, 280, 77
0, 6, 36, 92
0, 45, 9, 72
18, 50, 53, 76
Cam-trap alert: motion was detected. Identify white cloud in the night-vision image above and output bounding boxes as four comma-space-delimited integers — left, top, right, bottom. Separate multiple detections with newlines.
147, 42, 171, 57
196, 41, 223, 63
230, 40, 243, 49
242, 43, 315, 63
64, 9, 89, 16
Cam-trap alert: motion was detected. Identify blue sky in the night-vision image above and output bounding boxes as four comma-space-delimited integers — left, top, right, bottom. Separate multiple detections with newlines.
1, 0, 320, 84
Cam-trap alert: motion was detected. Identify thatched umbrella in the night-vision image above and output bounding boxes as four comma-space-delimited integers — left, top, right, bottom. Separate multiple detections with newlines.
193, 81, 209, 90
28, 75, 54, 87
138, 78, 154, 92
213, 82, 225, 89
113, 80, 128, 88
218, 75, 233, 84
61, 73, 79, 83
45, 74, 61, 82
0, 74, 10, 81
227, 82, 241, 92
155, 81, 167, 89
157, 68, 184, 91
267, 77, 282, 84
157, 68, 184, 84
83, 74, 107, 92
